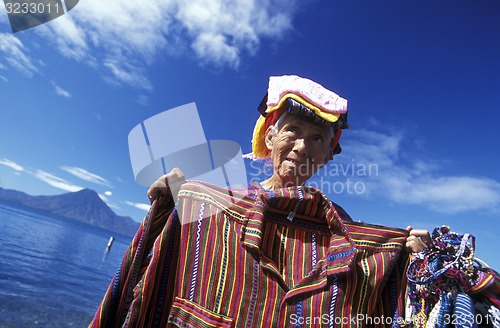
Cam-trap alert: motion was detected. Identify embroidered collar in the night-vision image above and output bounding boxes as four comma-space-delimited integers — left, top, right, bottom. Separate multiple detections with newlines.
241, 184, 356, 278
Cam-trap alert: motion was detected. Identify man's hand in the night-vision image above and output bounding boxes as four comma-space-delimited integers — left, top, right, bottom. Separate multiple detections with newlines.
147, 167, 186, 204
405, 226, 431, 253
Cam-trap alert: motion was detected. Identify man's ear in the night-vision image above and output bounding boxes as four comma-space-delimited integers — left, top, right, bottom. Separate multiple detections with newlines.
264, 126, 275, 151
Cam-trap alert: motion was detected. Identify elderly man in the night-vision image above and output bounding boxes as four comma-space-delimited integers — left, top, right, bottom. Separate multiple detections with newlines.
90, 75, 428, 327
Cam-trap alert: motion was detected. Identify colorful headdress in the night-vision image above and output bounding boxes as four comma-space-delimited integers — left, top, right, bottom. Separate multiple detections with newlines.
251, 75, 349, 159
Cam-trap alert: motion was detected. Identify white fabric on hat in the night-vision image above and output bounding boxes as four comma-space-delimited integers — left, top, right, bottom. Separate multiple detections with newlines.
266, 75, 348, 114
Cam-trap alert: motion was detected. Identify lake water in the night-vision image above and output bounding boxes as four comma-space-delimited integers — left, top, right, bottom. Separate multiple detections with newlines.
0, 202, 132, 327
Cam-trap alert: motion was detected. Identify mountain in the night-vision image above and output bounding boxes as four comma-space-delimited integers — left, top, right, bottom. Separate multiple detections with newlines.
0, 187, 140, 237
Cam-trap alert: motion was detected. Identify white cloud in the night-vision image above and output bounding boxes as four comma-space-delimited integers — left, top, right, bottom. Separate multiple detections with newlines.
331, 128, 500, 214
125, 200, 151, 212
0, 33, 41, 77
98, 193, 121, 210
33, 170, 83, 192
0, 159, 86, 192
33, 0, 296, 89
98, 193, 109, 202
51, 81, 72, 98
0, 75, 7, 82
60, 166, 112, 187
106, 202, 121, 211
177, 0, 292, 68
136, 94, 151, 107
102, 57, 153, 91
104, 191, 112, 196
385, 175, 500, 214
191, 33, 240, 68
0, 159, 25, 171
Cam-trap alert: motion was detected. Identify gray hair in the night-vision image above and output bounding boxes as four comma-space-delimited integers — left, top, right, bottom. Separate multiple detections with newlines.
271, 112, 288, 134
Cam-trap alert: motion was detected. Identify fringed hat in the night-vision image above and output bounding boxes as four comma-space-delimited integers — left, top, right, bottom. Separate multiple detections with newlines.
251, 75, 349, 159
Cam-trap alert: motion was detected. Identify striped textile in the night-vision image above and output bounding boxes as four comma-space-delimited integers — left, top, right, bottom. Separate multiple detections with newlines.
453, 293, 478, 328
89, 181, 410, 328
437, 293, 452, 328
89, 193, 177, 328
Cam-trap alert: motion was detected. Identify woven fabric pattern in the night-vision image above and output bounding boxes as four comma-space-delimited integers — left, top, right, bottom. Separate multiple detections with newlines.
90, 182, 410, 328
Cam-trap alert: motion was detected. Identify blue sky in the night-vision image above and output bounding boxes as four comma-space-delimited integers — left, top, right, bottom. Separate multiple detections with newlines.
1, 0, 499, 268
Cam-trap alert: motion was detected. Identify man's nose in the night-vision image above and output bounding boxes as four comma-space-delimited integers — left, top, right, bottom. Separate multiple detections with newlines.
292, 138, 308, 155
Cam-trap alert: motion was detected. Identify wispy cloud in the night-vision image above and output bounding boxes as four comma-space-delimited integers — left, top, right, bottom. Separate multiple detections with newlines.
33, 170, 83, 192
0, 159, 25, 172
36, 14, 91, 63
125, 200, 151, 212
31, 0, 297, 89
330, 127, 500, 214
0, 33, 41, 77
1, 159, 83, 192
102, 57, 152, 91
106, 202, 121, 211
136, 94, 151, 107
60, 166, 112, 187
51, 81, 72, 98
0, 158, 144, 216
385, 175, 500, 214
98, 193, 121, 210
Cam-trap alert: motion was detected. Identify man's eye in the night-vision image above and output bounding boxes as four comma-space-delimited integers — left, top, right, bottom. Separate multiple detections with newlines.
313, 135, 324, 143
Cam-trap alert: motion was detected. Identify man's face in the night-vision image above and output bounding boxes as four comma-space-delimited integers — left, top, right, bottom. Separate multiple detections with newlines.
265, 113, 333, 187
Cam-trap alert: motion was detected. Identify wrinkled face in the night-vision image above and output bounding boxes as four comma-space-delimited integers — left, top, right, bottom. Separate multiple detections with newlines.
265, 113, 334, 187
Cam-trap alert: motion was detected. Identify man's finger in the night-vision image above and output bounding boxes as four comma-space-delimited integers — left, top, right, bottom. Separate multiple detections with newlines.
409, 229, 431, 246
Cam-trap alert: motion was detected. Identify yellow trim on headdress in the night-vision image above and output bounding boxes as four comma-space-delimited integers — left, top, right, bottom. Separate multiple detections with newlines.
266, 93, 341, 123
251, 115, 269, 159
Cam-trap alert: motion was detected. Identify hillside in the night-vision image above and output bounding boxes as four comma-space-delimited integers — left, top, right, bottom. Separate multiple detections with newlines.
0, 187, 140, 237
